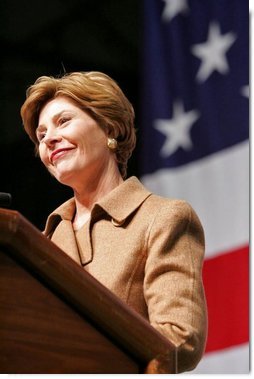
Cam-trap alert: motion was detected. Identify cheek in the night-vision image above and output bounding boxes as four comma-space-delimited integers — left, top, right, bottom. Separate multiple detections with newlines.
38, 145, 49, 166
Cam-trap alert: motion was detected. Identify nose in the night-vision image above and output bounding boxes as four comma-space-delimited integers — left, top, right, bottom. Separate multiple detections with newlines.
43, 130, 62, 147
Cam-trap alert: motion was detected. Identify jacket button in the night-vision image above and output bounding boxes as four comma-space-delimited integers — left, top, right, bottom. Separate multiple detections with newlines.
111, 218, 125, 227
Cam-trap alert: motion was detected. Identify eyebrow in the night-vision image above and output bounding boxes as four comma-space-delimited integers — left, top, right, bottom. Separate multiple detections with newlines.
36, 109, 73, 131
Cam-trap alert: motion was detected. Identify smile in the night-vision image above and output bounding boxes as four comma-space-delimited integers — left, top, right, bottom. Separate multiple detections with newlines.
50, 148, 74, 163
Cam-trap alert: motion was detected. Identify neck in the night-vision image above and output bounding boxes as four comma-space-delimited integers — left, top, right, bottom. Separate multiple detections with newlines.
72, 165, 123, 230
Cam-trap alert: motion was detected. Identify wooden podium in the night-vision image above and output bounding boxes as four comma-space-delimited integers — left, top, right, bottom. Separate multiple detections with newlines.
0, 209, 177, 374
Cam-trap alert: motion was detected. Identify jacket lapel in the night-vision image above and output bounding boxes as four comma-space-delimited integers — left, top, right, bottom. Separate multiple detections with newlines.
43, 177, 152, 267
51, 219, 81, 265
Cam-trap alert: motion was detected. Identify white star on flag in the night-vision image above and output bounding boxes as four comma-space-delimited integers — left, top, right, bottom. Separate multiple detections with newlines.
191, 21, 237, 82
154, 100, 200, 157
240, 85, 249, 98
161, 0, 189, 22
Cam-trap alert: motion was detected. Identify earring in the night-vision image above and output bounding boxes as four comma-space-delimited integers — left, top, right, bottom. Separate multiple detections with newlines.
107, 138, 118, 150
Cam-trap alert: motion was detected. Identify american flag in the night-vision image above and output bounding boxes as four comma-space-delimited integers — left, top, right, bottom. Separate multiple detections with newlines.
139, 0, 249, 373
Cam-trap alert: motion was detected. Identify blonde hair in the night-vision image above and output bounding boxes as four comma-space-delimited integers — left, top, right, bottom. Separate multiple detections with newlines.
20, 71, 136, 178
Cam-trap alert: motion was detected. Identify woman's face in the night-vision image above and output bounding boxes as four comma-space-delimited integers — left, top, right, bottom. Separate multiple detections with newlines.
37, 96, 113, 188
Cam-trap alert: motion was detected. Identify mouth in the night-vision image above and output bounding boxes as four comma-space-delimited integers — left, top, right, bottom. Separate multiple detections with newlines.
50, 148, 74, 164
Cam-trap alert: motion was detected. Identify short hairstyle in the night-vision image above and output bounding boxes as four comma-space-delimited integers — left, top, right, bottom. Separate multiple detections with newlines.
20, 71, 136, 178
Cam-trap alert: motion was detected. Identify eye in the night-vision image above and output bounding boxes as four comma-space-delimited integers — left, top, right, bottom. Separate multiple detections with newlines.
36, 130, 46, 142
58, 116, 71, 126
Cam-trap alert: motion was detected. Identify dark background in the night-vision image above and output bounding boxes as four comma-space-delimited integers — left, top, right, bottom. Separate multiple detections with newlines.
0, 0, 141, 230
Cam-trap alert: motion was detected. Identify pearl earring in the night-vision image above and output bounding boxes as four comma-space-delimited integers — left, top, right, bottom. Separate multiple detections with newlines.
107, 138, 118, 150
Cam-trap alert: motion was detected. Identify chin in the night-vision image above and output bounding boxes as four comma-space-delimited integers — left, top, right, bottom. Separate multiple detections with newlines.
50, 169, 74, 186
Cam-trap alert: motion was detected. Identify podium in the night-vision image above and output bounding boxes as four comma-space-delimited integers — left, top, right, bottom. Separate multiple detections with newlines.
0, 209, 177, 374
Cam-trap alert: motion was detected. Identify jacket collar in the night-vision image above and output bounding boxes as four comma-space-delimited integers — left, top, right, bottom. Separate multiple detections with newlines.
93, 176, 151, 223
44, 197, 75, 237
44, 176, 151, 236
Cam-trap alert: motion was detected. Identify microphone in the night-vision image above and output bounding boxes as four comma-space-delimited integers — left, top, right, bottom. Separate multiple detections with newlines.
0, 192, 12, 208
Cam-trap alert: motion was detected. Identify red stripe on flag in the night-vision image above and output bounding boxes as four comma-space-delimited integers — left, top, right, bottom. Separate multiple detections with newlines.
203, 245, 249, 352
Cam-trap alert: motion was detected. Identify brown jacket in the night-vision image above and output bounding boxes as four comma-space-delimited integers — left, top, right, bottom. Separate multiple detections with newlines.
44, 176, 207, 372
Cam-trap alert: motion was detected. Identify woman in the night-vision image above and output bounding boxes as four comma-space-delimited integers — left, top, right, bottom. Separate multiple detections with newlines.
21, 71, 207, 372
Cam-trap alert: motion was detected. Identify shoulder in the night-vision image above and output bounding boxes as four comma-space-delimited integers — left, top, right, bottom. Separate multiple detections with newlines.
126, 176, 190, 212
141, 192, 204, 237
126, 177, 202, 226
142, 192, 193, 218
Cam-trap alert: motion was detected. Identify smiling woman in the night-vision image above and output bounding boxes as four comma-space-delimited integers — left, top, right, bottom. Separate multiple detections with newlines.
21, 72, 135, 179
20, 71, 208, 373
37, 97, 115, 196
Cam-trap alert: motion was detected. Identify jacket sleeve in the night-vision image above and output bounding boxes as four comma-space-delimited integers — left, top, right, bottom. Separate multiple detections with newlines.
144, 199, 208, 373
